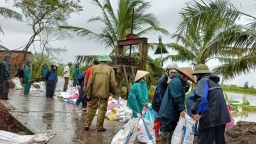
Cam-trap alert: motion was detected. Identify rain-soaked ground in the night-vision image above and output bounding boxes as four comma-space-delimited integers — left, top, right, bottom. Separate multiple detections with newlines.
1, 77, 129, 144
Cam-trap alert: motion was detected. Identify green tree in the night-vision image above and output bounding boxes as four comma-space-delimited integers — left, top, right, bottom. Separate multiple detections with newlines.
173, 0, 256, 80
164, 0, 244, 68
12, 0, 82, 62
0, 7, 22, 50
61, 0, 169, 95
244, 81, 249, 89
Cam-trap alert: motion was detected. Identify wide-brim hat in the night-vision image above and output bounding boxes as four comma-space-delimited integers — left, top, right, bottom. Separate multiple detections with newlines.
134, 70, 149, 82
98, 54, 112, 62
4, 55, 11, 60
175, 67, 195, 83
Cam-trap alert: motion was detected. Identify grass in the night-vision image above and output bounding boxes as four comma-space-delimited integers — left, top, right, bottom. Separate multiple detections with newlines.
221, 85, 256, 96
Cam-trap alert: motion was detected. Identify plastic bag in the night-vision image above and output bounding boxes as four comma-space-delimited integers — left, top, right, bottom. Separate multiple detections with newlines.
137, 119, 156, 144
12, 77, 23, 90
40, 81, 46, 92
111, 118, 139, 144
226, 105, 235, 129
106, 112, 120, 121
171, 114, 196, 144
143, 108, 154, 125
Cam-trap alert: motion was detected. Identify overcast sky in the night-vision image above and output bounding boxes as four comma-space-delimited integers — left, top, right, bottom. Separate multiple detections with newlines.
1, 0, 256, 87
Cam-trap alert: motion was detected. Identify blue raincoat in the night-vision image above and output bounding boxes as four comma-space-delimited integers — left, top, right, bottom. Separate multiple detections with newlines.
159, 73, 186, 122
127, 80, 148, 118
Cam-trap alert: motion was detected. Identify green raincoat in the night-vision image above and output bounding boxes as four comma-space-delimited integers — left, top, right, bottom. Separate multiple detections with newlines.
72, 66, 80, 86
40, 64, 48, 81
127, 80, 148, 118
24, 64, 32, 95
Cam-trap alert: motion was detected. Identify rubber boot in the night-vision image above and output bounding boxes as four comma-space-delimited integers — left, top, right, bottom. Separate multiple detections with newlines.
161, 131, 171, 144
154, 118, 161, 142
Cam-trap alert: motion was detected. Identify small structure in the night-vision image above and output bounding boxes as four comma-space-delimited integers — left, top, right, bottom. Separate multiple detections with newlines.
109, 33, 148, 98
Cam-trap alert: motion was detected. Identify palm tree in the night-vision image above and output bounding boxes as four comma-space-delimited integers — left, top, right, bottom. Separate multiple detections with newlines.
61, 0, 169, 96
0, 7, 22, 50
165, 0, 255, 80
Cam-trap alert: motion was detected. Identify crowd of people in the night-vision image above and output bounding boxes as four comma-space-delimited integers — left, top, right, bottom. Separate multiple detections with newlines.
0, 54, 231, 144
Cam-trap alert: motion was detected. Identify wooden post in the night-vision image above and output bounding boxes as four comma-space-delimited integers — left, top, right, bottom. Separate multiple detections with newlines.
139, 43, 148, 70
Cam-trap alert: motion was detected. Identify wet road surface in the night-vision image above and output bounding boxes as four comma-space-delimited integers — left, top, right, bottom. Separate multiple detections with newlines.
3, 78, 129, 144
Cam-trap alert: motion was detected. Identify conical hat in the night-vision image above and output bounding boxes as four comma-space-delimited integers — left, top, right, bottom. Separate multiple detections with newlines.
175, 67, 195, 83
134, 70, 149, 82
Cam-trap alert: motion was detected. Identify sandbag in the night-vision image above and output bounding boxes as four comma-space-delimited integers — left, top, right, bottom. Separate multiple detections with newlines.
40, 81, 46, 92
171, 114, 196, 144
111, 118, 139, 144
136, 119, 156, 144
106, 112, 119, 121
12, 77, 23, 90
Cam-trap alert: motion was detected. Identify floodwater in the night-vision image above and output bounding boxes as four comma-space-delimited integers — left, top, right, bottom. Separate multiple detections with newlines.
226, 92, 256, 123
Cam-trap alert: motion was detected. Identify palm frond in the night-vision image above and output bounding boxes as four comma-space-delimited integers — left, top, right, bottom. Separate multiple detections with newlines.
75, 55, 98, 66
213, 53, 256, 80
59, 25, 101, 39
0, 7, 22, 20
0, 44, 9, 51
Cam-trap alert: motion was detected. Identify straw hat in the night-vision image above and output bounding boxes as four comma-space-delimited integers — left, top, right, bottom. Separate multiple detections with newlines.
175, 67, 195, 83
134, 70, 149, 82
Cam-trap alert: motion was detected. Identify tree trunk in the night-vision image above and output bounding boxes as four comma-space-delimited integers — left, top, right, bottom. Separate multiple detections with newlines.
139, 43, 148, 70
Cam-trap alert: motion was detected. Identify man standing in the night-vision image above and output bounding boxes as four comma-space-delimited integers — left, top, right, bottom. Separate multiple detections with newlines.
24, 60, 32, 96
63, 62, 72, 92
159, 67, 195, 144
84, 54, 116, 131
83, 59, 99, 111
0, 55, 12, 100
72, 62, 80, 86
45, 64, 57, 99
151, 63, 178, 142
40, 64, 48, 81
191, 64, 230, 144
53, 64, 59, 95
73, 71, 87, 111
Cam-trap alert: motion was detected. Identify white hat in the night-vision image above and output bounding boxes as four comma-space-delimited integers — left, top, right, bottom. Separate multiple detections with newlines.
134, 70, 149, 82
166, 63, 178, 73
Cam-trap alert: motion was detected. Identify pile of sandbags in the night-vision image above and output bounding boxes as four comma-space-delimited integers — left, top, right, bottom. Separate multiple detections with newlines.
106, 97, 133, 123
57, 87, 80, 106
11, 77, 23, 90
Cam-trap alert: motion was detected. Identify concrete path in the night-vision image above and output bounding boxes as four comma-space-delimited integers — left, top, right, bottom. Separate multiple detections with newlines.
2, 77, 126, 144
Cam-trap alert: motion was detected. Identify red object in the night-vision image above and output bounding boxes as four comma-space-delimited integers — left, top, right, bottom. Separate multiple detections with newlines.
86, 66, 93, 80
68, 93, 79, 99
154, 118, 161, 142
226, 105, 235, 129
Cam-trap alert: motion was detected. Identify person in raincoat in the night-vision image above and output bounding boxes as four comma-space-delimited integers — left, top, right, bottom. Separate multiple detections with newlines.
73, 71, 87, 111
45, 64, 57, 99
72, 62, 80, 86
53, 64, 59, 95
127, 70, 150, 118
191, 64, 230, 144
23, 60, 32, 96
84, 54, 116, 131
151, 63, 178, 142
40, 64, 48, 81
0, 55, 12, 100
159, 67, 195, 144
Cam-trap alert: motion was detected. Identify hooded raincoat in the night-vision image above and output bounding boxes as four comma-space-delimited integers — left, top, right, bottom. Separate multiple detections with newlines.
41, 64, 48, 81
159, 73, 186, 122
24, 61, 32, 95
127, 80, 148, 118
73, 65, 80, 86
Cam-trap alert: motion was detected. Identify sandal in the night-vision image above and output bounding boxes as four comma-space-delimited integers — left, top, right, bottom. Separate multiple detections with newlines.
84, 127, 89, 131
96, 128, 106, 132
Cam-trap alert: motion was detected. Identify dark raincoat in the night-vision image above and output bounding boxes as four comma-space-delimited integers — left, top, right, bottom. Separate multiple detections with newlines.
191, 73, 230, 130
41, 64, 48, 81
159, 73, 186, 122
72, 65, 80, 86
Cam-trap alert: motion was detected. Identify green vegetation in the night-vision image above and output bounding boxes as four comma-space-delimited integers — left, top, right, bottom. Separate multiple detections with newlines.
222, 84, 256, 96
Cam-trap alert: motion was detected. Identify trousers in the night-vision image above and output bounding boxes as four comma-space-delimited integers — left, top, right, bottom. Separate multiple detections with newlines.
0, 81, 9, 99
24, 82, 31, 95
198, 124, 226, 144
76, 85, 86, 108
85, 97, 108, 129
63, 77, 69, 92
46, 80, 55, 98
